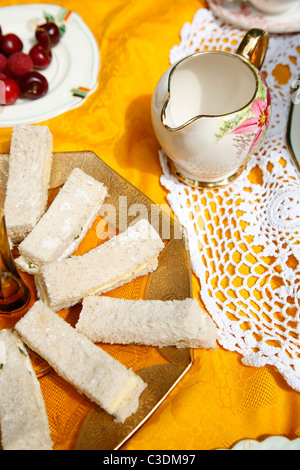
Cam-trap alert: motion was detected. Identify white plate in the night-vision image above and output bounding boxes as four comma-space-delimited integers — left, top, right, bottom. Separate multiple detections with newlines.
0, 3, 100, 127
208, 0, 300, 33
219, 436, 300, 450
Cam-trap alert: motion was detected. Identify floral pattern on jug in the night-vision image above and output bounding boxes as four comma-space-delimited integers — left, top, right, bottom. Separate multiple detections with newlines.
216, 71, 271, 156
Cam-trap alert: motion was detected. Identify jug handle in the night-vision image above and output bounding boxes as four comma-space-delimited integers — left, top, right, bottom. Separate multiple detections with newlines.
236, 28, 269, 70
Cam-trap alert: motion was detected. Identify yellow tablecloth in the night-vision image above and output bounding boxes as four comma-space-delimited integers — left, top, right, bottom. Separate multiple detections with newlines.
1, 0, 300, 451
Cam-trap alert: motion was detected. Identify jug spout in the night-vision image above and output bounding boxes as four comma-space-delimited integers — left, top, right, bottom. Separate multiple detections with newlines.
161, 65, 207, 131
161, 96, 201, 131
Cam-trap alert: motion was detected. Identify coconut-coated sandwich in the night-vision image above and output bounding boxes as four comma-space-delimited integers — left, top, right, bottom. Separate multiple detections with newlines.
15, 301, 147, 424
35, 218, 165, 311
76, 296, 218, 349
4, 124, 53, 244
0, 329, 53, 450
16, 167, 108, 274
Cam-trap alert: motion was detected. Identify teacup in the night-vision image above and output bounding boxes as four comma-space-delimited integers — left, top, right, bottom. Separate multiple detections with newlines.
246, 0, 299, 14
151, 29, 271, 188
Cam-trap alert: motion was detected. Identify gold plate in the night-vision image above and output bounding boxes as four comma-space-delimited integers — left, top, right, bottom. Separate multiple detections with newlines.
0, 151, 193, 450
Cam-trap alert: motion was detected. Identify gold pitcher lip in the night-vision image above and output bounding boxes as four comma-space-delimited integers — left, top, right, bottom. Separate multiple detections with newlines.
161, 50, 259, 132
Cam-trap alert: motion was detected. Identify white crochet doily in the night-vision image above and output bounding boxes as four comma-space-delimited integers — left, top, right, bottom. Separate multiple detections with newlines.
159, 8, 300, 392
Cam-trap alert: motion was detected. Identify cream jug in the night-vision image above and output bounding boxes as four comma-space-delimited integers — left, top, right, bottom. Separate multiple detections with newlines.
151, 29, 271, 188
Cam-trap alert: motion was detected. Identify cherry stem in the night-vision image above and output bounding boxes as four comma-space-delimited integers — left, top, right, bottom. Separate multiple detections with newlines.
36, 27, 51, 54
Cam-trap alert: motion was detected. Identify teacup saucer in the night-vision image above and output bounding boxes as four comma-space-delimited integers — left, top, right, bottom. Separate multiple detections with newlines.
207, 0, 300, 33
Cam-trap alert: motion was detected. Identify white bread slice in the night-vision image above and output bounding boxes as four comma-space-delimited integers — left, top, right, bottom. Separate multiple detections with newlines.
4, 125, 53, 244
15, 301, 147, 424
35, 218, 165, 311
16, 167, 108, 274
0, 329, 53, 450
76, 296, 218, 349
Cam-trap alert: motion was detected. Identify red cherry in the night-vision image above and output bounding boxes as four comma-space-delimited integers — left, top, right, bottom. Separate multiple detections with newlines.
1, 33, 23, 57
35, 21, 60, 47
35, 29, 51, 49
0, 53, 7, 72
0, 76, 20, 105
29, 43, 52, 70
19, 71, 48, 99
7, 52, 33, 78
